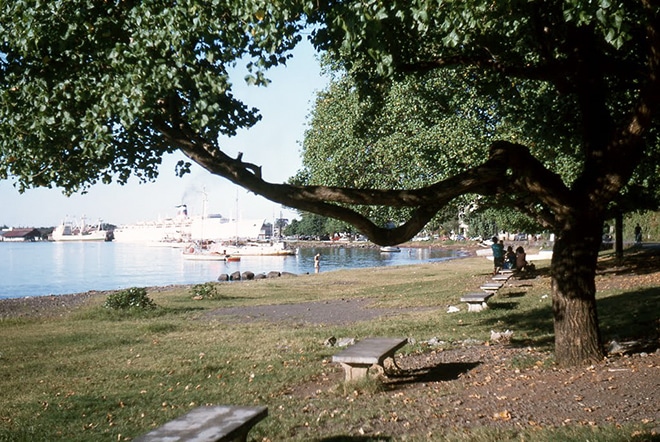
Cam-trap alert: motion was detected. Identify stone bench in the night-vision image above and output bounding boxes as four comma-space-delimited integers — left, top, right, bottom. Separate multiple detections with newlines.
480, 282, 503, 292
491, 273, 511, 282
135, 405, 268, 442
332, 337, 408, 381
460, 292, 495, 312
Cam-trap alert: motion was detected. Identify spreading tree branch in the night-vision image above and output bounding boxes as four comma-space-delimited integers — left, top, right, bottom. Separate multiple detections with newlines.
155, 103, 574, 244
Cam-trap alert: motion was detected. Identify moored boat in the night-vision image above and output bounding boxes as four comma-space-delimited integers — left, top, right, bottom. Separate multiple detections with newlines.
220, 241, 297, 256
182, 250, 236, 261
50, 217, 113, 242
379, 246, 401, 252
182, 241, 295, 260
181, 243, 241, 261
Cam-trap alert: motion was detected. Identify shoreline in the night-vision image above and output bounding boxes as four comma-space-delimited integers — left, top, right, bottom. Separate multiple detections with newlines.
0, 241, 540, 318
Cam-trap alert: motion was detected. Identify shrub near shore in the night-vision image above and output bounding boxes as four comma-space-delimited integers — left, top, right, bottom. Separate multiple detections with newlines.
0, 249, 657, 441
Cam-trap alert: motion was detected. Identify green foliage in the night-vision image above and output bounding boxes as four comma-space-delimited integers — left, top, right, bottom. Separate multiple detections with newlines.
284, 212, 359, 237
103, 287, 156, 310
0, 0, 303, 192
466, 206, 545, 239
298, 43, 619, 230
2, 0, 657, 223
621, 211, 660, 242
285, 212, 328, 237
190, 282, 220, 299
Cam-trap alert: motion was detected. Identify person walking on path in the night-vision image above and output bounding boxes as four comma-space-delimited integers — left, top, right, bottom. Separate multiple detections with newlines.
635, 224, 643, 244
491, 237, 505, 274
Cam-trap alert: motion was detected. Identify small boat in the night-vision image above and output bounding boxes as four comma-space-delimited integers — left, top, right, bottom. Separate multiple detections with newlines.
182, 251, 228, 261
220, 241, 297, 256
379, 246, 401, 253
181, 244, 240, 261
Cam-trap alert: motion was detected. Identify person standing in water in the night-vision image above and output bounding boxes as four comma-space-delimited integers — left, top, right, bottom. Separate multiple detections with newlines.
314, 253, 321, 273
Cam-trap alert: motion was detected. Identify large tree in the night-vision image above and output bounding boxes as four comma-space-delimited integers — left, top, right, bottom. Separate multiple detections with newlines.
1, 2, 659, 366
296, 65, 553, 235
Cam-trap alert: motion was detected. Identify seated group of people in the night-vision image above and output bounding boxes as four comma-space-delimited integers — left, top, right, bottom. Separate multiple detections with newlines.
491, 237, 528, 274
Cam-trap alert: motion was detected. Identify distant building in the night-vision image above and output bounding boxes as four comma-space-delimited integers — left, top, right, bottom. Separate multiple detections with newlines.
0, 228, 43, 242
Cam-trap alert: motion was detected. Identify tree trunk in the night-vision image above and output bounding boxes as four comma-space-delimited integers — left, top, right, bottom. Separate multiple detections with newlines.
615, 211, 623, 261
551, 222, 604, 367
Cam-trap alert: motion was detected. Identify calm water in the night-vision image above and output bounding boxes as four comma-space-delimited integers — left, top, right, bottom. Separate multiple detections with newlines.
0, 242, 467, 299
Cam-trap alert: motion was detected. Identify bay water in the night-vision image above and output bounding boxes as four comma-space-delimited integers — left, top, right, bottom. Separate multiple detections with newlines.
0, 241, 467, 299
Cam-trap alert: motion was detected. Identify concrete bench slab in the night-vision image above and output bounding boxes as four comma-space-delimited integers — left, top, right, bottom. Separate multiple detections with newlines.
491, 274, 511, 282
480, 282, 503, 292
460, 292, 495, 312
332, 337, 407, 381
135, 405, 268, 442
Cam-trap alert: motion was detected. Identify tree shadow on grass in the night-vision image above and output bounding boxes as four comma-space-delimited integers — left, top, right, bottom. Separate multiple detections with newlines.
598, 286, 660, 350
477, 285, 660, 352
385, 361, 481, 387
488, 301, 519, 310
597, 244, 660, 277
472, 246, 660, 351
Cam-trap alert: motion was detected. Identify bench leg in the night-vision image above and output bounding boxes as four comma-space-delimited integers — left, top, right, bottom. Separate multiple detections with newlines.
341, 358, 402, 382
340, 363, 370, 381
466, 302, 488, 312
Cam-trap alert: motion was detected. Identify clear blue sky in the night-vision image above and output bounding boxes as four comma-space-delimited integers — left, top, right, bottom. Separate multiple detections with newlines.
1, 41, 328, 228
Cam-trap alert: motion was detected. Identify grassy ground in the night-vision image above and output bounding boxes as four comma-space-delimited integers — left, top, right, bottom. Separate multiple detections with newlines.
0, 250, 657, 441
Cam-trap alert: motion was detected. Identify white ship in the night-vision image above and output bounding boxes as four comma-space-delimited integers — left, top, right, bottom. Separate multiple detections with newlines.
51, 217, 113, 242
112, 205, 193, 244
113, 204, 274, 246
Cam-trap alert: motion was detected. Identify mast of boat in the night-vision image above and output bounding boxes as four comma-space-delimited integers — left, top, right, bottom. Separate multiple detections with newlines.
201, 187, 207, 246
234, 189, 239, 245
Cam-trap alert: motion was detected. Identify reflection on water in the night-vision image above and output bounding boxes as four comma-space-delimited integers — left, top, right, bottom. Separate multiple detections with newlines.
0, 242, 467, 299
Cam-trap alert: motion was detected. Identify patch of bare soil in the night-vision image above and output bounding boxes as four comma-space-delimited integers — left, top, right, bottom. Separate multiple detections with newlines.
0, 290, 107, 319
295, 345, 659, 438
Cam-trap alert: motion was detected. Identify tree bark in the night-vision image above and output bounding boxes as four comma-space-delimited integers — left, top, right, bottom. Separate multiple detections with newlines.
615, 211, 623, 260
551, 221, 604, 367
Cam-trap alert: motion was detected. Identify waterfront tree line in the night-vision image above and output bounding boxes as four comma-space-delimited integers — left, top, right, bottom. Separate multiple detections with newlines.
282, 211, 660, 244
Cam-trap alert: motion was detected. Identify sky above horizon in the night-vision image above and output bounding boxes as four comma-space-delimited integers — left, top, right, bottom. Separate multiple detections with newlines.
1, 40, 329, 228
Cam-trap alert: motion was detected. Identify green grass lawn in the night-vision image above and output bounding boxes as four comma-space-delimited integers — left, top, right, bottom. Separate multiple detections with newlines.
0, 253, 657, 441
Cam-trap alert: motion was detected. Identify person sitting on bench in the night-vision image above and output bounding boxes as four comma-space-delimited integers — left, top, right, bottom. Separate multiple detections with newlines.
515, 246, 528, 271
